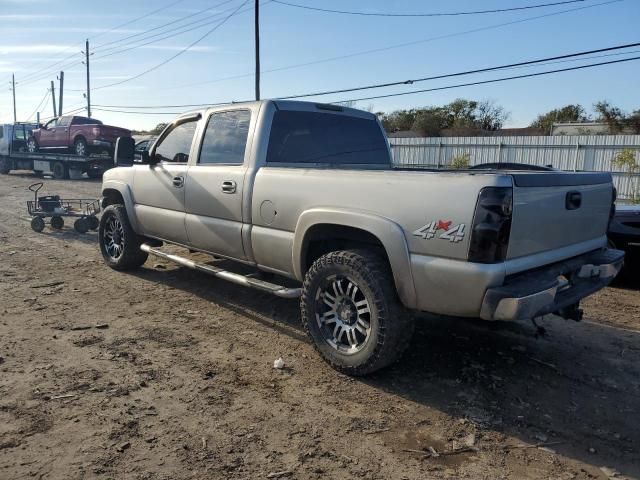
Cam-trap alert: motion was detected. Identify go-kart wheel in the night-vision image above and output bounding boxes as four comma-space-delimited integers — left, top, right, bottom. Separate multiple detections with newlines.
87, 216, 99, 231
50, 216, 64, 229
74, 218, 89, 234
31, 216, 45, 232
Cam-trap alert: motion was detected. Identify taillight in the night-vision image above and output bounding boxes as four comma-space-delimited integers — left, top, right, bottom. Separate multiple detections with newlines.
610, 186, 617, 222
92, 127, 101, 135
468, 187, 513, 263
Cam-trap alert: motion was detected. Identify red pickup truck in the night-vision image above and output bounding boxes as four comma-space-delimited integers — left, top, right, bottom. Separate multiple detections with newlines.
27, 115, 131, 157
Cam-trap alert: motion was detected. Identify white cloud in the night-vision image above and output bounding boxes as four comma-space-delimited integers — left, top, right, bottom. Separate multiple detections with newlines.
138, 45, 219, 52
0, 45, 75, 55
0, 14, 53, 20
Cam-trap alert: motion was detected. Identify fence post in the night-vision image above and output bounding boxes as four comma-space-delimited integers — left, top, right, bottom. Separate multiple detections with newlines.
572, 141, 579, 171
437, 142, 443, 169
497, 142, 502, 164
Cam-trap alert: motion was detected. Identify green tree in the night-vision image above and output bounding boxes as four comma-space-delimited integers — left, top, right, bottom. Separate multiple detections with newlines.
594, 101, 626, 133
530, 104, 588, 132
150, 122, 168, 135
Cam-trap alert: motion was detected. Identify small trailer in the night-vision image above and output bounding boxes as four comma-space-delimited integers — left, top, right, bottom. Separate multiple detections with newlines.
0, 123, 113, 179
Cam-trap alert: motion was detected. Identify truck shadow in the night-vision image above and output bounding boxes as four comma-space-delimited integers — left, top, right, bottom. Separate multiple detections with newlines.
130, 263, 640, 477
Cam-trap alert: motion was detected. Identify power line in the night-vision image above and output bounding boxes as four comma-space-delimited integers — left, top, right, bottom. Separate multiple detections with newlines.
272, 0, 586, 17
93, 107, 186, 115
90, 0, 251, 92
157, 0, 622, 91
94, 42, 640, 109
278, 42, 640, 100
90, 1, 262, 62
12, 0, 192, 85
91, 0, 190, 41
333, 56, 640, 104
92, 56, 640, 114
93, 0, 237, 52
26, 89, 51, 121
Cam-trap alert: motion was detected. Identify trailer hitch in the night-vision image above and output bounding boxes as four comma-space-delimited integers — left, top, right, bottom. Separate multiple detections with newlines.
556, 303, 583, 322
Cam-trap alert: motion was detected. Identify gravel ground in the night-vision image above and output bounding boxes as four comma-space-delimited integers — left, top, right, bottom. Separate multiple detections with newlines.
1, 172, 639, 480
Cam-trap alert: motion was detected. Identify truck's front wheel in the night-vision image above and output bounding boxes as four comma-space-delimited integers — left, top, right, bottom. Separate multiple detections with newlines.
301, 250, 414, 376
99, 205, 148, 270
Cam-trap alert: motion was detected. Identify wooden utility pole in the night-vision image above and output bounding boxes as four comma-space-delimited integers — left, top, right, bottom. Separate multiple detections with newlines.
58, 71, 64, 116
85, 39, 91, 117
254, 0, 260, 101
11, 74, 16, 122
50, 80, 57, 117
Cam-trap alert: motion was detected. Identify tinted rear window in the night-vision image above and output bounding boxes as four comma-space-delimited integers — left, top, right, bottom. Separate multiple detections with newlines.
266, 110, 389, 165
72, 117, 103, 125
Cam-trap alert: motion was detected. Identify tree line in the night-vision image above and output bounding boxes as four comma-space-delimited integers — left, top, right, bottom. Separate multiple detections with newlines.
139, 99, 639, 137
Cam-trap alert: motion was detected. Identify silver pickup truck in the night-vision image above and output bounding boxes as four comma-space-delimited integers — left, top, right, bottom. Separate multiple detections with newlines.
99, 100, 624, 375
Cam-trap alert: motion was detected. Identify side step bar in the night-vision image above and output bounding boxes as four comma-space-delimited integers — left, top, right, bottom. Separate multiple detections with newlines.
141, 244, 302, 299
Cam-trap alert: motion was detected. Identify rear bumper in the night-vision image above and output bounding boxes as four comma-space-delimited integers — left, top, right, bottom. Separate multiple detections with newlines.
480, 248, 624, 321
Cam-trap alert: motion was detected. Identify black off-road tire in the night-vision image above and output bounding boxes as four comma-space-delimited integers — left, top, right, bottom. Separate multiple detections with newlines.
31, 216, 45, 232
0, 157, 10, 174
52, 161, 69, 180
99, 204, 148, 270
74, 218, 89, 234
50, 216, 64, 229
87, 215, 99, 231
301, 249, 414, 376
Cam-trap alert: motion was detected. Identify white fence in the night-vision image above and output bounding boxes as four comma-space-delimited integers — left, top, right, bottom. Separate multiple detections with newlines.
389, 135, 640, 200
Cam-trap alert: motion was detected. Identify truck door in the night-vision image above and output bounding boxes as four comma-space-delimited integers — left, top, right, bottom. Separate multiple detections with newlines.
184, 109, 252, 260
54, 116, 71, 147
38, 118, 58, 147
132, 118, 199, 245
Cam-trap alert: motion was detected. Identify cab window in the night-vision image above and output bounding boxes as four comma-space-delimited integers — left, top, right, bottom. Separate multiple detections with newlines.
44, 119, 58, 129
199, 110, 250, 165
58, 117, 71, 127
154, 120, 198, 163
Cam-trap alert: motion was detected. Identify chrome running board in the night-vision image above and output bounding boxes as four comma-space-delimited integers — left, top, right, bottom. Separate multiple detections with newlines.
140, 244, 301, 299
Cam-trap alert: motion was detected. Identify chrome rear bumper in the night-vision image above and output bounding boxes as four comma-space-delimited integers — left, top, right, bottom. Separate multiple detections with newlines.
480, 248, 624, 321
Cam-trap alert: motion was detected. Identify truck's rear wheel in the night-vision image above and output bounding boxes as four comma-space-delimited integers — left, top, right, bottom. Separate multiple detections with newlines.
301, 250, 414, 376
99, 205, 148, 270
52, 161, 69, 180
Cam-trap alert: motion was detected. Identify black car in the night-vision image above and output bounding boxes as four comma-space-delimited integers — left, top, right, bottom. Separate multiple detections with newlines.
608, 204, 640, 251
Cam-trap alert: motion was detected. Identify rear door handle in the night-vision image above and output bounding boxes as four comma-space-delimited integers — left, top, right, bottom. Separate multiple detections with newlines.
221, 180, 236, 194
172, 176, 184, 188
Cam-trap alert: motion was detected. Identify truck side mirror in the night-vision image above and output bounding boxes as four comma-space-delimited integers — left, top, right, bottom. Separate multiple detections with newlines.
141, 150, 150, 164
114, 136, 135, 167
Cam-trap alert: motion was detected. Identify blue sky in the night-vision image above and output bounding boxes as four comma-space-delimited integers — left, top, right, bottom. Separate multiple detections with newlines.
1, 0, 639, 130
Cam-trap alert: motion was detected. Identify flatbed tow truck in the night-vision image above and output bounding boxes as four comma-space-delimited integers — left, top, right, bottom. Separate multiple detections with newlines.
0, 123, 113, 179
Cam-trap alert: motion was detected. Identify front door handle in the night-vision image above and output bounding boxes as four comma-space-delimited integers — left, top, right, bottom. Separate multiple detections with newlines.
172, 176, 184, 188
221, 180, 236, 194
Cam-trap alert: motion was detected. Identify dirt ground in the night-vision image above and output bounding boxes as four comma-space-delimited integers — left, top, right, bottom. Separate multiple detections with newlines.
1, 171, 639, 480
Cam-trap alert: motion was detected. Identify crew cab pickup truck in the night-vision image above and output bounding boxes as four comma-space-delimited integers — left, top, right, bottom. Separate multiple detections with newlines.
27, 115, 131, 156
98, 100, 624, 375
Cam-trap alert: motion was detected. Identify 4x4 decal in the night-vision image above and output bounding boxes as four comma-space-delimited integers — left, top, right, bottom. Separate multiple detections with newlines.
412, 220, 466, 243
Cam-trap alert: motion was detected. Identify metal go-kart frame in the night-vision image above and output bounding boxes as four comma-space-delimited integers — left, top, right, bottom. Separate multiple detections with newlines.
27, 182, 100, 233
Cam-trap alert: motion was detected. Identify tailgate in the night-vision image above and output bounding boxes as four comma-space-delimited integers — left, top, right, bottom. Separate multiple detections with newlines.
507, 172, 613, 259
101, 126, 131, 138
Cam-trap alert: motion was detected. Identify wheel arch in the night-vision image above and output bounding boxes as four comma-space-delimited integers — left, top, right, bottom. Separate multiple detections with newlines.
293, 208, 417, 309
101, 181, 140, 232
73, 134, 87, 145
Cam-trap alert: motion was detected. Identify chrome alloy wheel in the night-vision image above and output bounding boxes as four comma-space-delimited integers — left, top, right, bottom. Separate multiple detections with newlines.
103, 216, 125, 260
315, 275, 372, 354
75, 141, 86, 156
27, 138, 37, 153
